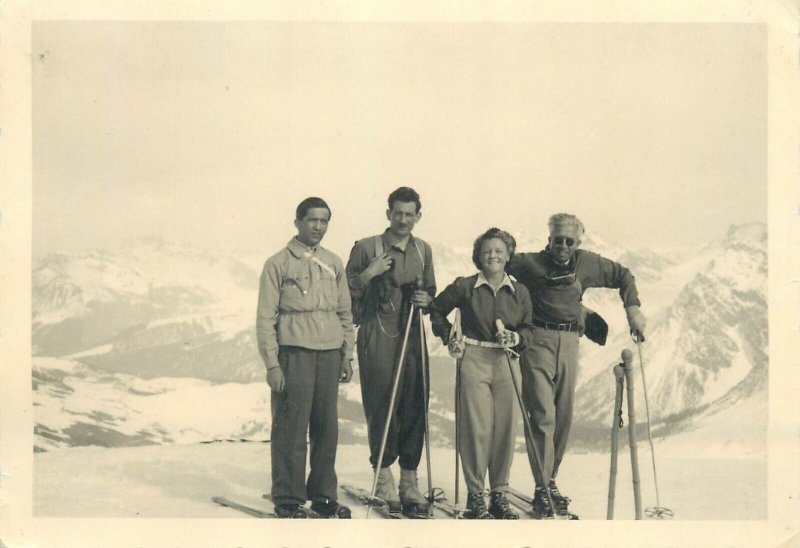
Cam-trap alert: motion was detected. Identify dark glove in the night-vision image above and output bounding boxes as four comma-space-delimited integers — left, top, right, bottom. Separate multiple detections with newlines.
584, 310, 608, 346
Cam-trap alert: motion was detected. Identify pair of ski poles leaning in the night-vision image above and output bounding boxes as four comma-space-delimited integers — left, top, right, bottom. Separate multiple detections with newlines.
365, 285, 562, 519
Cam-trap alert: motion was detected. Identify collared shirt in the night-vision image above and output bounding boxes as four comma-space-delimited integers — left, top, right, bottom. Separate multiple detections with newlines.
474, 271, 516, 295
507, 248, 641, 325
346, 229, 436, 330
430, 272, 534, 345
256, 238, 355, 370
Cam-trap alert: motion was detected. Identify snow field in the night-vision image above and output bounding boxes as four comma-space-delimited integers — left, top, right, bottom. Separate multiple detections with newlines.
34, 442, 765, 520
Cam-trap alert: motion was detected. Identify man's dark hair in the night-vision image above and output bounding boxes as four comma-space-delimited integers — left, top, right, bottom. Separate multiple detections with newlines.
296, 197, 331, 221
387, 187, 421, 213
471, 227, 517, 271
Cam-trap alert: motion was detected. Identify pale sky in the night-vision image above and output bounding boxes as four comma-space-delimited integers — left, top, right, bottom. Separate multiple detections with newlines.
33, 22, 766, 260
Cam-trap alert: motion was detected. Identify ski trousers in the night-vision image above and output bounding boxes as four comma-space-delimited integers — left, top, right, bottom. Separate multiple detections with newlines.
356, 313, 428, 470
520, 328, 580, 487
458, 345, 519, 495
270, 346, 340, 506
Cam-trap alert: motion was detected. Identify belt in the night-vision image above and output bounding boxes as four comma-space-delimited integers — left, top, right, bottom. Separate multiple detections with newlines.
533, 319, 580, 332
463, 336, 505, 349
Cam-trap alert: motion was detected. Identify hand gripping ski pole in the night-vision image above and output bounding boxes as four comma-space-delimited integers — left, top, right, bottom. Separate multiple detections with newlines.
495, 320, 560, 519
416, 275, 434, 517
631, 333, 673, 519
366, 302, 416, 519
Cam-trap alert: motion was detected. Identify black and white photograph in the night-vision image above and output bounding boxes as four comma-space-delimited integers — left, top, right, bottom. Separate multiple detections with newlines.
1, 1, 797, 547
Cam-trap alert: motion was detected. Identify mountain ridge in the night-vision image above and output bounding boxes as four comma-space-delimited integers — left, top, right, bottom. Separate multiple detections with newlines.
32, 223, 767, 452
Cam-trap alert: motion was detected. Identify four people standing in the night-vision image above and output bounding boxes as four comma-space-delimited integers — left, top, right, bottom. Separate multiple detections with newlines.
256, 195, 646, 519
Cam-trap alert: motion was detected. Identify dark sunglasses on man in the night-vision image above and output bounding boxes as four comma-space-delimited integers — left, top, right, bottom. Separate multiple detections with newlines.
550, 236, 577, 247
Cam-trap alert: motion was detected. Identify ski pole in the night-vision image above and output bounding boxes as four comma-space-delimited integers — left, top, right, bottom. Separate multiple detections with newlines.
632, 334, 673, 519
496, 319, 559, 518
366, 303, 416, 519
417, 277, 434, 517
622, 349, 643, 520
451, 309, 463, 513
607, 363, 625, 519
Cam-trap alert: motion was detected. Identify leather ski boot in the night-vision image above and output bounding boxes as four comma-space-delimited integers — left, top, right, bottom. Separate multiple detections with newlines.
398, 468, 430, 518
488, 490, 519, 520
374, 467, 402, 514
532, 487, 555, 519
274, 503, 317, 519
310, 497, 352, 519
464, 492, 493, 520
548, 479, 571, 514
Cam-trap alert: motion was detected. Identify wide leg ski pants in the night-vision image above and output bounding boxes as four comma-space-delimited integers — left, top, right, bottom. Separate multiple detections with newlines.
520, 328, 579, 487
357, 313, 427, 470
458, 345, 519, 495
270, 346, 340, 506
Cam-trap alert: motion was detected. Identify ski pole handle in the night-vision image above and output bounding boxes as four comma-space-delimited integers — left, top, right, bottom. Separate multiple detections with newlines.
409, 274, 429, 312
411, 274, 426, 311
450, 309, 462, 340
622, 349, 643, 520
495, 319, 519, 357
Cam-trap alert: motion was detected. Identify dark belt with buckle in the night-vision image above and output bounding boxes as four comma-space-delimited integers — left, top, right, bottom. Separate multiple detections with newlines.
533, 319, 580, 332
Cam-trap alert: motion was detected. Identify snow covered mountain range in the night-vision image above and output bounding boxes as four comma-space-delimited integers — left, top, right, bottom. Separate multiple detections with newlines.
32, 224, 767, 453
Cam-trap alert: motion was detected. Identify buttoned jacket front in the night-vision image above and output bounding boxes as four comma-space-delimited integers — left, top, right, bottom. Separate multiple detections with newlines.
256, 238, 355, 370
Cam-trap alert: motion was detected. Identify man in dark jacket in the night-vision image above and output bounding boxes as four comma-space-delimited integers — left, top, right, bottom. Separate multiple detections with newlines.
508, 213, 646, 518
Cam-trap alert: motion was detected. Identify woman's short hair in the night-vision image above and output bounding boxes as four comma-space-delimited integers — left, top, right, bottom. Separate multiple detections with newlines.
472, 227, 517, 271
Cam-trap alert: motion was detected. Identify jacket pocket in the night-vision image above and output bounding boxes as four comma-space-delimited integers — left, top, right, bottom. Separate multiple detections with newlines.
280, 273, 311, 312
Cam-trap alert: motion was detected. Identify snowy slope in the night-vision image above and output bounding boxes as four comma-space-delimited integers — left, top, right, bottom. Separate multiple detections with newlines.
33, 357, 271, 451
33, 442, 766, 520
32, 354, 451, 452
574, 224, 767, 436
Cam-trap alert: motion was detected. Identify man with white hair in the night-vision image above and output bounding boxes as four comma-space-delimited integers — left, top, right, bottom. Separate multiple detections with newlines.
508, 213, 646, 518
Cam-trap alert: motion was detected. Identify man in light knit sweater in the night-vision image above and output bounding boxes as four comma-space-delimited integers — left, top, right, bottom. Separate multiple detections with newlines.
256, 197, 355, 519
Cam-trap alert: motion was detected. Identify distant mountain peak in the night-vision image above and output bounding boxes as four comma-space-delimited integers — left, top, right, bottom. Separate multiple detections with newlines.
723, 222, 767, 247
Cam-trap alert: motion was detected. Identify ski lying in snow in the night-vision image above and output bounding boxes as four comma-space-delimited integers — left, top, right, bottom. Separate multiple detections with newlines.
505, 488, 579, 520
339, 484, 406, 519
430, 498, 462, 518
212, 496, 276, 518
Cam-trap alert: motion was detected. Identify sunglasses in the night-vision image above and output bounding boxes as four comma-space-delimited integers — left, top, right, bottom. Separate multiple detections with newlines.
550, 236, 577, 247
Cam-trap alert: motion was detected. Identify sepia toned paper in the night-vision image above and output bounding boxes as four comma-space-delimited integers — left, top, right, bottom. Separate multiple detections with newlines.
1, 1, 798, 546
